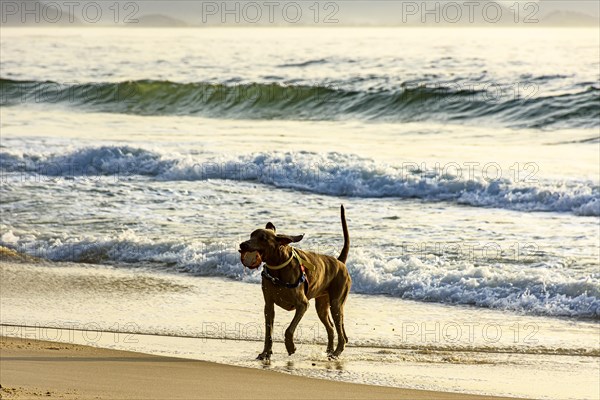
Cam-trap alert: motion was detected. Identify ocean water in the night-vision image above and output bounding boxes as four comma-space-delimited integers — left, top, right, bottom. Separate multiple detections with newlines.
1, 28, 599, 319
1, 26, 599, 399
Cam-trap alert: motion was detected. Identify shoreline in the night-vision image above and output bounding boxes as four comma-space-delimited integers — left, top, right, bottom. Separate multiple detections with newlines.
2, 259, 599, 399
0, 336, 520, 400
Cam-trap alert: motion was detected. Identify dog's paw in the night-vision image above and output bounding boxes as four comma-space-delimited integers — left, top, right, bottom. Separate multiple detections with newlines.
285, 342, 296, 356
256, 352, 271, 360
329, 348, 344, 359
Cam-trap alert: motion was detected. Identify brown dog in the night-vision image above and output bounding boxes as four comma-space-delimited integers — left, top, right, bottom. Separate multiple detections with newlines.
239, 205, 351, 359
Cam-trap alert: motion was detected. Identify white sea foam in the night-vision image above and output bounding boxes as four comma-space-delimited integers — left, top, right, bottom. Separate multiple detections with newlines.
2, 146, 598, 216
3, 230, 598, 319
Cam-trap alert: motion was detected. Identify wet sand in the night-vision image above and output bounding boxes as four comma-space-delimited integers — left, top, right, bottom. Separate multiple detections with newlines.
0, 336, 519, 399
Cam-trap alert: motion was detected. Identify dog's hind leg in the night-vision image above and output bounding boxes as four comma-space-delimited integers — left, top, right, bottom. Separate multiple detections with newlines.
284, 296, 308, 356
330, 285, 350, 358
257, 300, 275, 360
315, 295, 335, 355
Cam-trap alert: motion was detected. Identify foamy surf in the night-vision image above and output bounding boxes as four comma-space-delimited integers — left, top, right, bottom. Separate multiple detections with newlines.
1, 231, 598, 319
2, 146, 598, 216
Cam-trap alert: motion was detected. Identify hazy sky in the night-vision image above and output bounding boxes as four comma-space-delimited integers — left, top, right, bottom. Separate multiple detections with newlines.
2, 1, 599, 26
122, 1, 600, 23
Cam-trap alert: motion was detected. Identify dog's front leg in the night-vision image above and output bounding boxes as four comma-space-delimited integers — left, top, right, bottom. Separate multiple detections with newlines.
285, 298, 308, 355
257, 300, 275, 360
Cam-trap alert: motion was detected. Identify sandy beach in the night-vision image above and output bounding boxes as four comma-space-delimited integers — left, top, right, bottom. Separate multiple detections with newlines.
0, 336, 521, 400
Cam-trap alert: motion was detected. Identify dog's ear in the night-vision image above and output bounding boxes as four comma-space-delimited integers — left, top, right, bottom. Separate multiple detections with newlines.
265, 222, 276, 232
276, 234, 304, 245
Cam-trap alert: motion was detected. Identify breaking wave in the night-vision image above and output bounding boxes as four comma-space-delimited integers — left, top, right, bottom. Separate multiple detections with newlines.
1, 146, 598, 216
1, 78, 598, 129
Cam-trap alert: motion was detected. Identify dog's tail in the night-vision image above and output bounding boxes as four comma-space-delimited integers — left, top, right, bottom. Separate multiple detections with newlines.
337, 205, 350, 263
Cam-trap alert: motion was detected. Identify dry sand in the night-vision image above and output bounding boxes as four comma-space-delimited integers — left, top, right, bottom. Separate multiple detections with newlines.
0, 336, 524, 400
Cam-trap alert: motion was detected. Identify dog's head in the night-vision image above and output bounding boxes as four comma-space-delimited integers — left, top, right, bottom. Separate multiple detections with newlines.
239, 222, 303, 262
